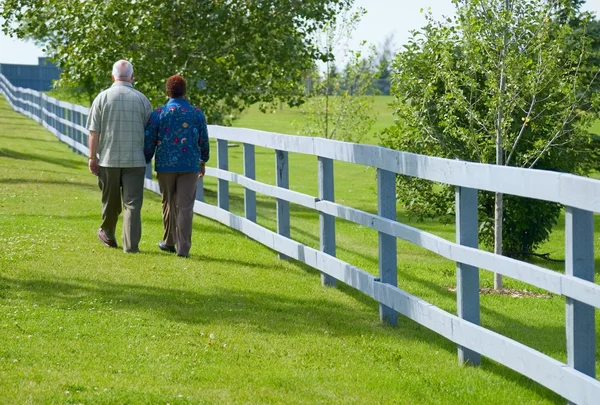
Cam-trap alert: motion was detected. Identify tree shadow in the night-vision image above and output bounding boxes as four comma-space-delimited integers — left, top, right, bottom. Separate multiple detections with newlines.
0, 132, 60, 142
0, 147, 84, 169
0, 178, 96, 190
0, 273, 561, 402
399, 266, 569, 359
0, 275, 383, 337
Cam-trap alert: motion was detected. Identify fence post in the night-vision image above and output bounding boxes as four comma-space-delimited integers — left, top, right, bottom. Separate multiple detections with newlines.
377, 168, 398, 326
82, 112, 89, 149
455, 186, 481, 366
145, 162, 153, 180
79, 111, 84, 152
74, 111, 80, 152
55, 104, 60, 135
196, 176, 204, 202
276, 149, 290, 260
60, 106, 65, 139
217, 139, 229, 210
67, 108, 76, 153
318, 156, 336, 287
565, 207, 595, 386
38, 94, 42, 124
244, 143, 256, 222
40, 93, 45, 126
52, 102, 56, 133
52, 102, 56, 134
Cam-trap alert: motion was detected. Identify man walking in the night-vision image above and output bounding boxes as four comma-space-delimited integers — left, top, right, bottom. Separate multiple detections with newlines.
87, 60, 153, 253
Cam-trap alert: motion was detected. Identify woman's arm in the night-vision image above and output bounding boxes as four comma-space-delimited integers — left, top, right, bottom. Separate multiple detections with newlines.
198, 111, 210, 164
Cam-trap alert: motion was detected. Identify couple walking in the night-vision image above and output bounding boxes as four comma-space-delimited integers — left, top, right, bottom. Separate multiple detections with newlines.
86, 59, 210, 258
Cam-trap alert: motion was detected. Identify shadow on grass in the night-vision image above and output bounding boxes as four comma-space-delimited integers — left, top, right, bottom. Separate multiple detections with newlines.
0, 275, 381, 337
203, 187, 319, 220
0, 147, 84, 169
0, 120, 47, 129
0, 273, 561, 402
399, 267, 566, 359
141, 250, 295, 271
0, 178, 96, 190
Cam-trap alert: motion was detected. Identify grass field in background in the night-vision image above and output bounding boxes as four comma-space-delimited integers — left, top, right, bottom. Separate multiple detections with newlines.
4, 91, 600, 403
232, 96, 395, 144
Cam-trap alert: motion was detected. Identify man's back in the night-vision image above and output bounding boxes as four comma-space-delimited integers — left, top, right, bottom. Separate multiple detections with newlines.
88, 82, 152, 168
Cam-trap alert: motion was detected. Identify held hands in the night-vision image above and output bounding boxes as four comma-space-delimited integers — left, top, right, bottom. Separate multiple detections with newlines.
89, 158, 99, 176
198, 162, 206, 178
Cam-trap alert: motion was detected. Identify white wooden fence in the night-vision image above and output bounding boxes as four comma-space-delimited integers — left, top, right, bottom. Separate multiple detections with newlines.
2, 72, 600, 404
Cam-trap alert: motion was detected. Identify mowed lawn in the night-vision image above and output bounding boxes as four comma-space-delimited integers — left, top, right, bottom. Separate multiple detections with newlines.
233, 96, 395, 144
4, 93, 600, 404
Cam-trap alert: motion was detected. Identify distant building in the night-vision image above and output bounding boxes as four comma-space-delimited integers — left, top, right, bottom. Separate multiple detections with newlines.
0, 57, 60, 91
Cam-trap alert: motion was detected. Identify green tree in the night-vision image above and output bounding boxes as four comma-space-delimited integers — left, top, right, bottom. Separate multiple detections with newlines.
374, 34, 395, 95
380, 0, 600, 288
0, 0, 353, 124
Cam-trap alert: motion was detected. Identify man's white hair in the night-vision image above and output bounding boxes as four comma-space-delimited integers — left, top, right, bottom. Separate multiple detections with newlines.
112, 60, 134, 80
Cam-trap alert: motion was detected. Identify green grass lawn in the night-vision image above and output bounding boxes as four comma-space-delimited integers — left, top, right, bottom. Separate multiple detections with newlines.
17, 92, 600, 403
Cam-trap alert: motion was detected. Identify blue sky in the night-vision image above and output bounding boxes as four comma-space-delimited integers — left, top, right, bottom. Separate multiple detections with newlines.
0, 0, 599, 65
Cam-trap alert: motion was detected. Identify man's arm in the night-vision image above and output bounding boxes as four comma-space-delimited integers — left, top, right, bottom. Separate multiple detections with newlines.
88, 130, 100, 176
86, 95, 102, 176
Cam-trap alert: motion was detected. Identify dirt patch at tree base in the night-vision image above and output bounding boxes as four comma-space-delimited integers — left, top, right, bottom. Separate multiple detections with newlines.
447, 286, 553, 299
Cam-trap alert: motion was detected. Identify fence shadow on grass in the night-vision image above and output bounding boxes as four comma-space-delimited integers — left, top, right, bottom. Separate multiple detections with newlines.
399, 266, 567, 359
0, 178, 97, 191
0, 147, 84, 170
0, 274, 560, 402
0, 131, 62, 142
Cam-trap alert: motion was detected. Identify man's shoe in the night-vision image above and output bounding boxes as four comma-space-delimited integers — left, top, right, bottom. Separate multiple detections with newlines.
158, 241, 176, 253
98, 228, 118, 248
177, 253, 189, 258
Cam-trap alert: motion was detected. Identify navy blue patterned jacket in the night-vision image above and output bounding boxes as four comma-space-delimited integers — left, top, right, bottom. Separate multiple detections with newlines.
144, 98, 210, 172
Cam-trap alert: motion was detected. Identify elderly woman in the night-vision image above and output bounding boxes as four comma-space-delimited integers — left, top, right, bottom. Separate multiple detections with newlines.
144, 75, 210, 257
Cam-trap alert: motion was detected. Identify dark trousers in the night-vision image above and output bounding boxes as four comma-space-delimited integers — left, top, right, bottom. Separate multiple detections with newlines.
157, 171, 199, 255
97, 166, 145, 252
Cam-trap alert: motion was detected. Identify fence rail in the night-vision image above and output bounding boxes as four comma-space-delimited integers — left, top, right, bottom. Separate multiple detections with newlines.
1, 72, 598, 404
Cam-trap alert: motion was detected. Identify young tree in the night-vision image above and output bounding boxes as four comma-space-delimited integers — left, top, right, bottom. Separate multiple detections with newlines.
296, 7, 378, 143
0, 0, 353, 124
380, 0, 600, 289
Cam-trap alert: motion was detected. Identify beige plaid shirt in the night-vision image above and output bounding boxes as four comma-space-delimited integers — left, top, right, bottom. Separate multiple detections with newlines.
86, 82, 152, 167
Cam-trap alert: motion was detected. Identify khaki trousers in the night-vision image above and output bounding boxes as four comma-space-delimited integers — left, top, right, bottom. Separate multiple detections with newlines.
97, 166, 145, 252
157, 171, 199, 256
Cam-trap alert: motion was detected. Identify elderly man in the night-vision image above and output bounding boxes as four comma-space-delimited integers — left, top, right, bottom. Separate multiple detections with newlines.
86, 60, 153, 253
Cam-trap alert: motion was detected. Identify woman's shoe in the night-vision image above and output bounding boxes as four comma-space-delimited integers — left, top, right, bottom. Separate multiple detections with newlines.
158, 241, 176, 253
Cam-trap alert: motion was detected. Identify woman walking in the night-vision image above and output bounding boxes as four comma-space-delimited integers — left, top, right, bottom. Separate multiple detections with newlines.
144, 75, 210, 257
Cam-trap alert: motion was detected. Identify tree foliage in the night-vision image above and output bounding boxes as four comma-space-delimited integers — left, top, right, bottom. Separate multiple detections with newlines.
380, 0, 600, 257
1, 0, 353, 124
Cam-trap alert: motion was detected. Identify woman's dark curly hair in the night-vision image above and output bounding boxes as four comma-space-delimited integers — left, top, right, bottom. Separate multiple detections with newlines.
166, 75, 187, 98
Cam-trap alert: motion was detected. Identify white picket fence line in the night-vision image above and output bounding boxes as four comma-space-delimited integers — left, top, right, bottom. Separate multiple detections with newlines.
1, 72, 599, 404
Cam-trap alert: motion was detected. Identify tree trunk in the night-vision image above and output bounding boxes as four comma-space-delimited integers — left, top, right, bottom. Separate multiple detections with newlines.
494, 0, 511, 291
325, 46, 331, 139
494, 196, 503, 289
